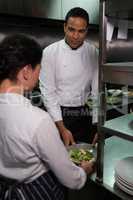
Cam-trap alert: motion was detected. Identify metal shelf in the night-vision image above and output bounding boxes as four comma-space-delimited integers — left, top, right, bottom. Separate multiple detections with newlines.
101, 113, 133, 141
102, 62, 133, 68
105, 0, 133, 20
92, 136, 133, 200
97, 1, 133, 200
102, 63, 133, 85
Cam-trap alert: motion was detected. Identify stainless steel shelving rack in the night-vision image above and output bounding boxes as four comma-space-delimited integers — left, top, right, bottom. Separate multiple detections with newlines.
95, 1, 133, 199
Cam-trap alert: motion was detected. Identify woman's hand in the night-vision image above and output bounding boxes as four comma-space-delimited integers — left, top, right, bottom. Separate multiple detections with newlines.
80, 159, 95, 175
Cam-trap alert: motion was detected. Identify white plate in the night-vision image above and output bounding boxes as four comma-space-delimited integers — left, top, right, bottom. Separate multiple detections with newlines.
116, 180, 133, 196
115, 174, 133, 190
108, 89, 122, 96
106, 96, 122, 105
115, 171, 133, 187
115, 157, 133, 186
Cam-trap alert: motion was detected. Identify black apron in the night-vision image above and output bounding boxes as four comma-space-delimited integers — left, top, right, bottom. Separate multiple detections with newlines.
61, 105, 93, 143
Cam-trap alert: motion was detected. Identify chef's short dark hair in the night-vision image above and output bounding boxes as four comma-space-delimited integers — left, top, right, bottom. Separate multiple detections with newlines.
65, 7, 89, 27
0, 34, 42, 82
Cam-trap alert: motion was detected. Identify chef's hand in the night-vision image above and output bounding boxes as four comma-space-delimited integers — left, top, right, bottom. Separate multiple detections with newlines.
55, 120, 75, 146
80, 160, 95, 175
61, 128, 75, 146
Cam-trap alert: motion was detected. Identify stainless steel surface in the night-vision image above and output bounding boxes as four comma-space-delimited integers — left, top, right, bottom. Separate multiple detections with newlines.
0, 0, 99, 23
0, 0, 24, 15
97, 0, 107, 183
102, 63, 133, 85
102, 113, 133, 141
0, 0, 47, 17
67, 143, 94, 150
92, 136, 133, 200
106, 0, 133, 19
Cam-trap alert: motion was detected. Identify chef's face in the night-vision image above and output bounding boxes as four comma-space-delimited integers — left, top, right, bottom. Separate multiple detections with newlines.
64, 17, 88, 49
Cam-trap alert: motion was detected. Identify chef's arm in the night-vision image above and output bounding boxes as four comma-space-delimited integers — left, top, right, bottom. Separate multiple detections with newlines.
39, 50, 63, 124
40, 49, 75, 146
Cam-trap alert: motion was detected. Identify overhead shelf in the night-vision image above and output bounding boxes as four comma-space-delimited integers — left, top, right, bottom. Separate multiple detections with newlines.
102, 62, 133, 68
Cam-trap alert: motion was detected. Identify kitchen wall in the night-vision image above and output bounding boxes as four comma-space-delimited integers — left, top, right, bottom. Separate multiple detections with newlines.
0, 0, 99, 24
43, 0, 99, 24
63, 0, 99, 24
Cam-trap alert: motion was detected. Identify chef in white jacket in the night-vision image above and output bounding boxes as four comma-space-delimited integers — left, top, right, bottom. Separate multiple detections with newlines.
40, 7, 98, 146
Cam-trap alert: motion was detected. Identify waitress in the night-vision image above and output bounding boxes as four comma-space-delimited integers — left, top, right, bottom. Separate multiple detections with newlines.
0, 34, 94, 200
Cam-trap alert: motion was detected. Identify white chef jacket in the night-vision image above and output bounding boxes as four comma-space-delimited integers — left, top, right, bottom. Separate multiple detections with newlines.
0, 93, 86, 189
39, 39, 98, 122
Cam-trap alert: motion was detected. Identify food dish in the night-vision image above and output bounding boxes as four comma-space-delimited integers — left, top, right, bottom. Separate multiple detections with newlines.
86, 95, 122, 108
108, 89, 122, 96
106, 96, 122, 105
86, 99, 93, 109
86, 98, 98, 109
67, 143, 96, 165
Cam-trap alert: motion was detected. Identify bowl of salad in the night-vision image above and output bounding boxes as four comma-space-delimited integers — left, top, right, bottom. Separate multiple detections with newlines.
67, 143, 96, 165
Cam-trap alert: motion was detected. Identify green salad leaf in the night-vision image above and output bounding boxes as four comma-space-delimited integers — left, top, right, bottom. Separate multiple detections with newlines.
69, 148, 93, 164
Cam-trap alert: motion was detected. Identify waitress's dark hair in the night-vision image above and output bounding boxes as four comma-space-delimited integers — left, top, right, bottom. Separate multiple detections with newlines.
0, 34, 42, 82
65, 7, 89, 27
